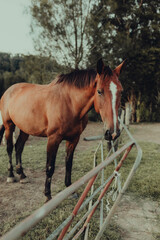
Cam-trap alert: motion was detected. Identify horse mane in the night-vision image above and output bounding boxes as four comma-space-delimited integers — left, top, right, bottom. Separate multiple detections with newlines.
56, 69, 97, 88
103, 66, 113, 78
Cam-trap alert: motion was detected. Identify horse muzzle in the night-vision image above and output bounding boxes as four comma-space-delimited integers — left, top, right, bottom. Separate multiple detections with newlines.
104, 129, 120, 141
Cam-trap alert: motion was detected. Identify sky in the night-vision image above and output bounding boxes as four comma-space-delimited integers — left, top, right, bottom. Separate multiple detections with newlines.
0, 0, 35, 55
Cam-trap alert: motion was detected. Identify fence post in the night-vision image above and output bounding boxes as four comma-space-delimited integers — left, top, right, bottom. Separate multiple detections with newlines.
125, 102, 130, 127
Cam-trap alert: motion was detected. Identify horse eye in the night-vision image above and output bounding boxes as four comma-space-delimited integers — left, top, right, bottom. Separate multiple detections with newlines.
97, 89, 103, 95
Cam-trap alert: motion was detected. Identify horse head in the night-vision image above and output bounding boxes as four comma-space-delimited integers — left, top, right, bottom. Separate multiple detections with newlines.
94, 58, 125, 141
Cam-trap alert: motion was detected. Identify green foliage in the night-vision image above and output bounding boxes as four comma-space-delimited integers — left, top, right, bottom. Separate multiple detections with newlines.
30, 0, 94, 69
136, 101, 151, 122
0, 52, 26, 96
20, 55, 65, 84
0, 52, 65, 97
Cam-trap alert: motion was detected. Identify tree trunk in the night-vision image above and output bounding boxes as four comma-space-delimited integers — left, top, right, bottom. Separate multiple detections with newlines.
125, 102, 130, 127
130, 90, 136, 123
136, 92, 141, 123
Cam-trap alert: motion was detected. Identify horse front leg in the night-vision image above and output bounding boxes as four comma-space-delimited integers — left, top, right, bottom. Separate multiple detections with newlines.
65, 136, 80, 187
45, 135, 61, 202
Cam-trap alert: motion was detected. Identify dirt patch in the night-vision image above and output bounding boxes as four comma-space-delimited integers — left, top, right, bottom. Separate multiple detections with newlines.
115, 194, 160, 240
114, 123, 160, 240
131, 123, 160, 145
0, 122, 160, 239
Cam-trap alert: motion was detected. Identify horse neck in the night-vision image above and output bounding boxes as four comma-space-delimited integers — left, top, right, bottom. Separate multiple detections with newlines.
64, 84, 96, 119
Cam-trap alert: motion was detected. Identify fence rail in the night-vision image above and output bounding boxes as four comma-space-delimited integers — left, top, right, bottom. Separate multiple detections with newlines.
1, 119, 142, 240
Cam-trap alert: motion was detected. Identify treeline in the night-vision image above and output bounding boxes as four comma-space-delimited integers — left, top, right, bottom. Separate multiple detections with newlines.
0, 52, 64, 97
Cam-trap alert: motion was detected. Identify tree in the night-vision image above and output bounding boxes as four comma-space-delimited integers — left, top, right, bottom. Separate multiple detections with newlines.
30, 0, 94, 69
20, 55, 65, 84
87, 0, 160, 122
0, 53, 26, 96
0, 52, 11, 72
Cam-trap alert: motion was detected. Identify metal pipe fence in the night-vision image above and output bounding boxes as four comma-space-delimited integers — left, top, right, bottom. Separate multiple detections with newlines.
1, 119, 142, 240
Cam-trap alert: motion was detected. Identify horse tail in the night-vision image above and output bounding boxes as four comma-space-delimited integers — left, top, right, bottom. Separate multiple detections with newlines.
0, 124, 5, 145
0, 101, 5, 145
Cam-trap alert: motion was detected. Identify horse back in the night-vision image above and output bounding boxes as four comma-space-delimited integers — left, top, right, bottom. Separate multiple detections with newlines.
0, 82, 51, 136
1, 82, 89, 139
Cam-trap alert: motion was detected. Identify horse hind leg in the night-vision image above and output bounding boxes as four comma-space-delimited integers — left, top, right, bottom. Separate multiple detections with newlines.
15, 130, 29, 183
65, 136, 80, 187
0, 125, 5, 145
44, 135, 62, 202
65, 137, 80, 199
5, 123, 15, 183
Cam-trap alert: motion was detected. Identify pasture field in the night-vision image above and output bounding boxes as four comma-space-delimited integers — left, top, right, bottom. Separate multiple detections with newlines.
0, 122, 160, 240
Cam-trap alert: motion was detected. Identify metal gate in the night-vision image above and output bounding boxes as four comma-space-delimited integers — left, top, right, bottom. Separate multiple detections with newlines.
1, 119, 142, 240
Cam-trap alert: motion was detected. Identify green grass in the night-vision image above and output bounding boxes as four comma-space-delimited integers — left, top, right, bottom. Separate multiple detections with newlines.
0, 132, 160, 239
126, 142, 160, 199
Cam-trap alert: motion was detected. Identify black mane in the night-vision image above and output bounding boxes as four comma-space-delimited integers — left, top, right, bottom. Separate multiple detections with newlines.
103, 66, 113, 78
56, 69, 97, 88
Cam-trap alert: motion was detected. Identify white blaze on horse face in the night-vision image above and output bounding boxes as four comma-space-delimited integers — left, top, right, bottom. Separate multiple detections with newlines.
109, 81, 117, 133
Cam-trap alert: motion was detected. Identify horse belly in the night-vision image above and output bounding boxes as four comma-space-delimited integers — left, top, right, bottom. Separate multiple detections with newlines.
10, 104, 48, 136
63, 116, 88, 141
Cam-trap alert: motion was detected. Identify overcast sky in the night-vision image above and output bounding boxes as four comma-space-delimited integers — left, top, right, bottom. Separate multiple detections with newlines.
0, 0, 35, 55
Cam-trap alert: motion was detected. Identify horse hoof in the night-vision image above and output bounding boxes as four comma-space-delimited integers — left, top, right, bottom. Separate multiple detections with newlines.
20, 177, 29, 184
68, 192, 79, 199
45, 196, 52, 203
7, 177, 16, 183
72, 192, 79, 199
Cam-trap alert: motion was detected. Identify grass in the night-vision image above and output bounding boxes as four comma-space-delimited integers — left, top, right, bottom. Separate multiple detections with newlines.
126, 142, 160, 199
0, 130, 160, 239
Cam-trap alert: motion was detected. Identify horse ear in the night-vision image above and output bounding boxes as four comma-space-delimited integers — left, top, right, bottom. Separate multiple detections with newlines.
97, 58, 104, 75
114, 59, 127, 76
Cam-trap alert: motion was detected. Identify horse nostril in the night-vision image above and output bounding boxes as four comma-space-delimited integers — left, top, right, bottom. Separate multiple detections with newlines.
105, 129, 121, 141
117, 129, 120, 138
104, 130, 112, 141
112, 130, 121, 140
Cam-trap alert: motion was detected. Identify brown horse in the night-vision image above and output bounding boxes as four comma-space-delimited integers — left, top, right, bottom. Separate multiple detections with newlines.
0, 59, 125, 201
